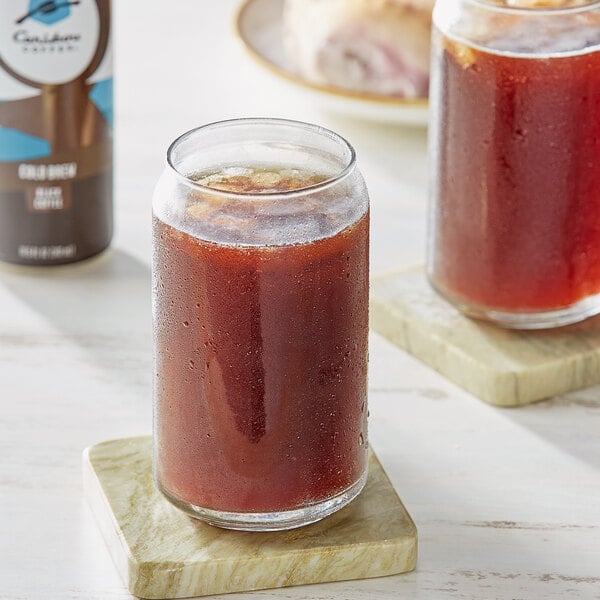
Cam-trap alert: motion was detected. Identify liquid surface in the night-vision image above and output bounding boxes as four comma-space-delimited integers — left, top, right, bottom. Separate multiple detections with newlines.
190, 165, 328, 193
153, 168, 369, 513
155, 165, 367, 247
429, 33, 600, 311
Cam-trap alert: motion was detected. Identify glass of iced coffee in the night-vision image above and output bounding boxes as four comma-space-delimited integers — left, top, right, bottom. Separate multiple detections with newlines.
428, 0, 600, 328
152, 118, 370, 530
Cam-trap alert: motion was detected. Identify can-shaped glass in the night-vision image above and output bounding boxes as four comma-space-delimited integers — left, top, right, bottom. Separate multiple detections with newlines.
427, 0, 600, 328
152, 118, 370, 530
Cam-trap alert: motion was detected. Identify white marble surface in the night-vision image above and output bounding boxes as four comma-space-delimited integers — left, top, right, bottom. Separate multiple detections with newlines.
0, 1, 598, 599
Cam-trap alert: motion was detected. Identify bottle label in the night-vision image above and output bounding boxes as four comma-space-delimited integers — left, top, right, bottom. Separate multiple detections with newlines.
0, 0, 113, 265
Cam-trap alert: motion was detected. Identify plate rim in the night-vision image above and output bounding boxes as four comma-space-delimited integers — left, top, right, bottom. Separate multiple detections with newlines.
234, 0, 430, 109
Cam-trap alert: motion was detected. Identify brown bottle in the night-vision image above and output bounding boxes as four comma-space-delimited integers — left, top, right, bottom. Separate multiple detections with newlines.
0, 0, 113, 265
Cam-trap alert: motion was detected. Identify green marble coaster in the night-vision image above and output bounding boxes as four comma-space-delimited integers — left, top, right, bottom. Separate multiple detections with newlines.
83, 436, 417, 599
370, 265, 600, 407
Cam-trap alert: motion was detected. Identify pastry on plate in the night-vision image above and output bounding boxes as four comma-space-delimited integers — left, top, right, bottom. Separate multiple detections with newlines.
283, 0, 434, 98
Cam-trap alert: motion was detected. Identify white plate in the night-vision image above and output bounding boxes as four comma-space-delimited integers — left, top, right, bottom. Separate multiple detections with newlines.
235, 0, 430, 126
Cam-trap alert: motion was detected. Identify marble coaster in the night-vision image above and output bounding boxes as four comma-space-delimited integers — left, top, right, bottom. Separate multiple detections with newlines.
83, 436, 417, 599
370, 265, 600, 407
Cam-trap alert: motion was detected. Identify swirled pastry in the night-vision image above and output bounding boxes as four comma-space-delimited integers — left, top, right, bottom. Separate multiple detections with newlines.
283, 0, 434, 98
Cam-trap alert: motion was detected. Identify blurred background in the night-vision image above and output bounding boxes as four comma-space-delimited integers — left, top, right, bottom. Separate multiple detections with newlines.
112, 1, 429, 275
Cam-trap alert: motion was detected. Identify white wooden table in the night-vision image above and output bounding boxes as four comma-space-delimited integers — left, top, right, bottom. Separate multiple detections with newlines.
1, 2, 599, 599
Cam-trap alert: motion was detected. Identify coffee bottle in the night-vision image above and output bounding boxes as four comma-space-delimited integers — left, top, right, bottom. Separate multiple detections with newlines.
0, 0, 113, 265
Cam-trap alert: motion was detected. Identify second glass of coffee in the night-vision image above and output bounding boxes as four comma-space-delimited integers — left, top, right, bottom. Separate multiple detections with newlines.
427, 0, 600, 328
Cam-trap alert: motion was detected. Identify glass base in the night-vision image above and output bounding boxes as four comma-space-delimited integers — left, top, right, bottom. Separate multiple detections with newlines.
156, 470, 368, 531
431, 280, 600, 329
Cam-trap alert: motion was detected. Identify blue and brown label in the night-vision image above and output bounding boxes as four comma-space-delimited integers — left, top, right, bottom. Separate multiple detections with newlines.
0, 0, 113, 264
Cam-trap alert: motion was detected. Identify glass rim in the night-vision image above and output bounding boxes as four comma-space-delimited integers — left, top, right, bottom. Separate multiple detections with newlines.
166, 117, 357, 201
466, 0, 600, 15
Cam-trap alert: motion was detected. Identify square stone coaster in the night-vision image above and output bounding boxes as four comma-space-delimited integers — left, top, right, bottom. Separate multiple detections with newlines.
370, 265, 600, 407
83, 436, 417, 599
